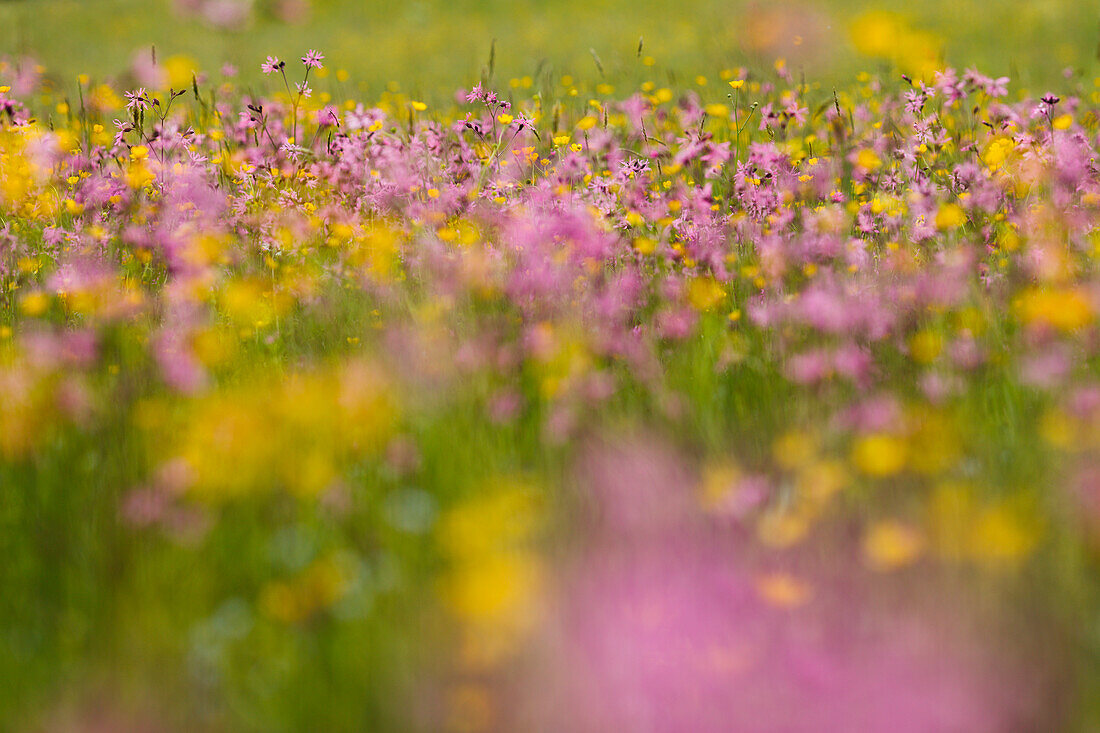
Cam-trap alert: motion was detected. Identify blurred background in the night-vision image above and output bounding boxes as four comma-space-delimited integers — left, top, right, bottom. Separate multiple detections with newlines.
0, 0, 1095, 92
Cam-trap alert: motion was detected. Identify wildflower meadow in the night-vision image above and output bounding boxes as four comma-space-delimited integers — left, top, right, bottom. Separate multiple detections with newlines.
4, 2, 1100, 731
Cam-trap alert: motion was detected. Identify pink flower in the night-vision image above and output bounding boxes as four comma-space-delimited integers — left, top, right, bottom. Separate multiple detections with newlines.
124, 88, 149, 112
261, 55, 283, 74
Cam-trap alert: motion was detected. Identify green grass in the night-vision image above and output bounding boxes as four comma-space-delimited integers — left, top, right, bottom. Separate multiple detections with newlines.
0, 0, 1096, 94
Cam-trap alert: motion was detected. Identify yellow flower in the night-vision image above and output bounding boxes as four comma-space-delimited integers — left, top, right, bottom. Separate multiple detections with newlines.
19, 291, 49, 316
935, 203, 966, 230
757, 511, 810, 548
687, 276, 726, 311
849, 11, 942, 78
439, 553, 542, 622
969, 502, 1041, 566
259, 555, 351, 624
772, 429, 817, 470
851, 433, 907, 477
125, 162, 155, 189
983, 137, 1014, 171
850, 11, 906, 58
908, 329, 943, 364
863, 520, 924, 570
437, 484, 544, 669
1016, 287, 1094, 332
756, 572, 811, 608
855, 148, 882, 171
163, 55, 198, 90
